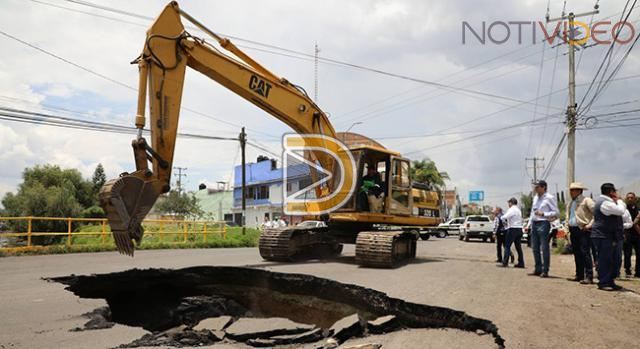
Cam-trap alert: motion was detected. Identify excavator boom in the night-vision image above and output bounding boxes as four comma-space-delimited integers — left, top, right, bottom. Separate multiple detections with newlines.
100, 1, 336, 255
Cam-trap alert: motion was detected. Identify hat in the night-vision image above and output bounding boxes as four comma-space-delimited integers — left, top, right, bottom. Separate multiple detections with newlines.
533, 180, 548, 188
569, 182, 588, 190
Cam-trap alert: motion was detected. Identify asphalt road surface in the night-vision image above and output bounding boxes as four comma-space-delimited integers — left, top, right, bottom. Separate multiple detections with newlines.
1, 237, 639, 349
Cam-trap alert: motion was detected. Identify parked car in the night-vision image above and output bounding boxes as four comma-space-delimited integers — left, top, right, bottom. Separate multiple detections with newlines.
435, 217, 465, 237
296, 220, 327, 228
459, 215, 494, 243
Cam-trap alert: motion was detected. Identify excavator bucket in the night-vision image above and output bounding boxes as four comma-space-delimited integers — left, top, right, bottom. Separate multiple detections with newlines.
99, 175, 160, 256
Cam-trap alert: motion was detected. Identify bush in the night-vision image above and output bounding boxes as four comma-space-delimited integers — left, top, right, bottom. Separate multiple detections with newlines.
82, 205, 105, 218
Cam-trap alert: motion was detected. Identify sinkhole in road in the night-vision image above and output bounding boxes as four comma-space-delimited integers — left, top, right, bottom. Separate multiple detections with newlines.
51, 266, 505, 348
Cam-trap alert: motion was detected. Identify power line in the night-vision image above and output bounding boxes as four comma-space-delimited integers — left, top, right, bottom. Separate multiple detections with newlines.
577, 0, 638, 116
173, 166, 187, 192
336, 52, 564, 128
0, 27, 278, 140
379, 71, 640, 151
39, 0, 562, 109
0, 29, 133, 90
541, 133, 567, 180
524, 35, 548, 158
334, 6, 640, 125
0, 106, 240, 141
403, 114, 564, 156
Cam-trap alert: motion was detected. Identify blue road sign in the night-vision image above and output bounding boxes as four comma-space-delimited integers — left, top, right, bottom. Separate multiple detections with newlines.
469, 191, 484, 202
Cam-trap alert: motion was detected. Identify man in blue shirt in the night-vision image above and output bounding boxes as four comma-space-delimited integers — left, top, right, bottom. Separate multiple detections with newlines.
528, 180, 559, 278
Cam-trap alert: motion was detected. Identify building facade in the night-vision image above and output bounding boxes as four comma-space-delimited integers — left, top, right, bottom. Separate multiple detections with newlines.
231, 157, 311, 228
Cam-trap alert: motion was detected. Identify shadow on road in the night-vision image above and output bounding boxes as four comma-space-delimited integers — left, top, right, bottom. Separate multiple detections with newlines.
244, 256, 444, 269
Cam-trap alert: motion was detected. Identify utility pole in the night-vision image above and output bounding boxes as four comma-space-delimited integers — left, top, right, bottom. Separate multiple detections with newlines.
526, 157, 545, 184
314, 42, 320, 102
547, 5, 599, 192
566, 12, 578, 193
173, 166, 187, 192
239, 127, 247, 235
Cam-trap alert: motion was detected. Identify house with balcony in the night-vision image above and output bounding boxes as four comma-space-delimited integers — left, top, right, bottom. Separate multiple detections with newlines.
231, 156, 312, 228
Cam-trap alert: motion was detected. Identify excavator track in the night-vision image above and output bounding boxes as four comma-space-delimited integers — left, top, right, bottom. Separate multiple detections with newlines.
355, 231, 417, 268
259, 228, 296, 261
259, 227, 342, 261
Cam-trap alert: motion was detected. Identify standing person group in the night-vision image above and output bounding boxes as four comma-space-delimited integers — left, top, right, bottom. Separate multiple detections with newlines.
564, 182, 639, 291
491, 180, 639, 292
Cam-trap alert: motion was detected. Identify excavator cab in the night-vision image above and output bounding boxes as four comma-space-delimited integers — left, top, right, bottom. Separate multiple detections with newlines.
337, 145, 413, 217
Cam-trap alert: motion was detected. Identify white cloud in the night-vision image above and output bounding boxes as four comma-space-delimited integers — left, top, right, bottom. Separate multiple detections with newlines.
0, 0, 638, 209
42, 83, 75, 98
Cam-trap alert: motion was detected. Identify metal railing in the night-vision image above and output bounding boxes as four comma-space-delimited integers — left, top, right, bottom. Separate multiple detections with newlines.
0, 216, 227, 249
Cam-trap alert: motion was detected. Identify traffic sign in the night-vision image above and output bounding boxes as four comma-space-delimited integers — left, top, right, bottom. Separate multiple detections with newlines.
469, 191, 484, 202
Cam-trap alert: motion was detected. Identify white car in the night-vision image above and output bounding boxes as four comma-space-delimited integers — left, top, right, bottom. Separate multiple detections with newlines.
296, 220, 327, 229
436, 217, 465, 237
459, 215, 495, 243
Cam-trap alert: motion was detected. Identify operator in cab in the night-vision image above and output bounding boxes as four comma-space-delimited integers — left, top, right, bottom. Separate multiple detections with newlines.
360, 164, 384, 212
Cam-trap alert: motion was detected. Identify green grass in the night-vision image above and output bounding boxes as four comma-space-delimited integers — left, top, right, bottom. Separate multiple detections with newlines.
0, 224, 260, 257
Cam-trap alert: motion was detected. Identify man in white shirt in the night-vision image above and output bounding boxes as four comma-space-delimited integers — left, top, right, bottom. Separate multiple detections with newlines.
529, 180, 558, 278
500, 197, 524, 268
592, 183, 626, 291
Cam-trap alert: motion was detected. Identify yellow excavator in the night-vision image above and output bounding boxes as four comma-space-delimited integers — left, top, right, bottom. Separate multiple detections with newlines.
100, 1, 441, 267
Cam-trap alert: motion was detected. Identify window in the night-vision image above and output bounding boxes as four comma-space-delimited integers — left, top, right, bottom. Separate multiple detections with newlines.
299, 178, 312, 190
467, 216, 490, 222
245, 187, 256, 199
392, 160, 410, 187
257, 185, 269, 200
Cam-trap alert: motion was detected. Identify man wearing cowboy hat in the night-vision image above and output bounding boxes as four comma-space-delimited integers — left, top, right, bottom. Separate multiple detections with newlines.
566, 182, 596, 284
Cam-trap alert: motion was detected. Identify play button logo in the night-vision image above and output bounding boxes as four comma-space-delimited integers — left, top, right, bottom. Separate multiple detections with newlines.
282, 134, 357, 215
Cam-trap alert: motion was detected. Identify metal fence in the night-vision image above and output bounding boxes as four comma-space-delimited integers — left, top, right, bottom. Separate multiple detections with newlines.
0, 216, 227, 249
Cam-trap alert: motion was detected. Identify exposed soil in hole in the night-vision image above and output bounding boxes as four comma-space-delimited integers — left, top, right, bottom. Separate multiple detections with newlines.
50, 266, 505, 348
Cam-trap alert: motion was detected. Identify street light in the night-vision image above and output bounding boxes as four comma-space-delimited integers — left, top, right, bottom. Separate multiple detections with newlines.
342, 121, 364, 143
345, 121, 363, 134
439, 172, 448, 221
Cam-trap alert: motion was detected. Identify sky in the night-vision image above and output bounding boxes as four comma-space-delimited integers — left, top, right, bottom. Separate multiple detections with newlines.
0, 0, 639, 208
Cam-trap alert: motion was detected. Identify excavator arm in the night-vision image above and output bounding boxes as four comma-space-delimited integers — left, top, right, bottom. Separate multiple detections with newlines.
100, 1, 336, 255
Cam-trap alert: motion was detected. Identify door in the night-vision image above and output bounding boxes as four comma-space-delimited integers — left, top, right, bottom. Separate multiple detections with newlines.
388, 157, 412, 215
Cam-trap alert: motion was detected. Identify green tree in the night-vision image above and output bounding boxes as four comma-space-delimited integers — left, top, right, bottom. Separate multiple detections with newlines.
91, 163, 106, 196
409, 158, 450, 191
155, 190, 204, 219
1, 165, 93, 244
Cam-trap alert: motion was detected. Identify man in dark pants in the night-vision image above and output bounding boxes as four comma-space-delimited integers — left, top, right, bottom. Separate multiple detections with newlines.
528, 180, 558, 278
566, 182, 595, 284
623, 192, 640, 278
501, 198, 524, 268
592, 183, 626, 291
493, 207, 508, 263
